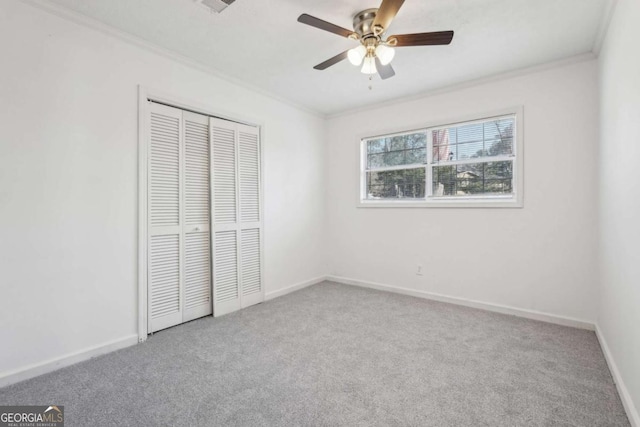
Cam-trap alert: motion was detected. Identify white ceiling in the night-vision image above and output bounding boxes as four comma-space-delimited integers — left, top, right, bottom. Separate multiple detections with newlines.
43, 0, 610, 115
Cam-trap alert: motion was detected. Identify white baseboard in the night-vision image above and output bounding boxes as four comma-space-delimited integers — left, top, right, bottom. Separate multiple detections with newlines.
327, 275, 595, 331
595, 324, 639, 427
0, 334, 139, 389
265, 276, 327, 301
0, 276, 326, 389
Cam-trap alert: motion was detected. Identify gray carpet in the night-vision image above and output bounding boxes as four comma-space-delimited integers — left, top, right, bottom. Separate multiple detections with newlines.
0, 282, 630, 426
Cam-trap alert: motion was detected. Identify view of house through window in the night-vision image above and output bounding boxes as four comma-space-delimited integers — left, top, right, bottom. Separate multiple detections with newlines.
361, 114, 517, 204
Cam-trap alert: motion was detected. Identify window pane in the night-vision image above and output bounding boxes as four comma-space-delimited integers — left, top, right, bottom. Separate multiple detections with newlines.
367, 139, 386, 154
432, 129, 452, 162
484, 118, 514, 156
432, 161, 513, 197
432, 116, 514, 163
367, 168, 426, 200
456, 140, 484, 160
366, 132, 426, 168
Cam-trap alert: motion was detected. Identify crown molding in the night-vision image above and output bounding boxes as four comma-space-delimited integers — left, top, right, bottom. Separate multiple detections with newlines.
19, 0, 608, 120
19, 0, 325, 119
327, 52, 597, 120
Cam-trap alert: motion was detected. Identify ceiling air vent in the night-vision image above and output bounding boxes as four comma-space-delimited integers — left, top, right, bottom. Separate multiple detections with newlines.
198, 0, 235, 13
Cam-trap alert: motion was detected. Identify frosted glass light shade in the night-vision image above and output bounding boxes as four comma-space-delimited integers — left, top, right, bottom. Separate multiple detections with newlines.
361, 56, 377, 74
375, 44, 395, 65
348, 45, 367, 66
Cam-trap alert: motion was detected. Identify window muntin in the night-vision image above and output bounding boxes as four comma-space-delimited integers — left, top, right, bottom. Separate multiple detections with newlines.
361, 114, 518, 205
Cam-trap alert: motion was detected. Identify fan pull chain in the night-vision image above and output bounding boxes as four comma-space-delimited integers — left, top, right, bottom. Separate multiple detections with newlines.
368, 74, 373, 91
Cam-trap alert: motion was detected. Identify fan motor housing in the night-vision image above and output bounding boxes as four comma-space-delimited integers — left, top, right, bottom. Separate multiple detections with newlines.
198, 0, 235, 13
353, 9, 378, 37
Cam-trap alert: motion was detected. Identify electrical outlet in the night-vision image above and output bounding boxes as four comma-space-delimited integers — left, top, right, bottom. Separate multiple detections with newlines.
416, 264, 424, 276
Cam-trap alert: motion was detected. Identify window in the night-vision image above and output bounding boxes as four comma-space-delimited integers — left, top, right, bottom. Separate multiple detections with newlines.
365, 131, 427, 200
359, 110, 522, 207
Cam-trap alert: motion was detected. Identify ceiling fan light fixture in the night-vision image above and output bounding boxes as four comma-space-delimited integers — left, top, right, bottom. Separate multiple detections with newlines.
375, 44, 395, 65
298, 0, 455, 79
348, 45, 367, 66
361, 55, 377, 74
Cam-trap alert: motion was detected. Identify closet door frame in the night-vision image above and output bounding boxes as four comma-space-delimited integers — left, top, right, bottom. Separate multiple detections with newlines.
137, 86, 264, 342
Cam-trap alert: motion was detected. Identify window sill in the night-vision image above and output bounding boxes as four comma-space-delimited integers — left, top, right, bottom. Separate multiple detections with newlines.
357, 196, 523, 209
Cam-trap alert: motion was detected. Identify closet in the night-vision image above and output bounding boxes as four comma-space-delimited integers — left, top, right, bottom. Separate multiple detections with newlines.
146, 102, 263, 333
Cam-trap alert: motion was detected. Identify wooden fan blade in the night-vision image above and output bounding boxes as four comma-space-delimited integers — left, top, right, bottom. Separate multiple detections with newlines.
375, 57, 396, 80
372, 0, 405, 33
388, 31, 454, 47
298, 14, 355, 38
313, 50, 349, 70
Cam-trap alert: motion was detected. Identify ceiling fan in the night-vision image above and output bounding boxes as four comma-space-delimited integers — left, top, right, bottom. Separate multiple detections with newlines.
297, 0, 454, 80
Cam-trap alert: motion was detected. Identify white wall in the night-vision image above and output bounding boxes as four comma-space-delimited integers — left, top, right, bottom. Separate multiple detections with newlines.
326, 59, 600, 324
0, 1, 326, 379
597, 0, 640, 422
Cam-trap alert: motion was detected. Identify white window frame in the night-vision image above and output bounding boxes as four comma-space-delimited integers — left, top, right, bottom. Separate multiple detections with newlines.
358, 107, 524, 208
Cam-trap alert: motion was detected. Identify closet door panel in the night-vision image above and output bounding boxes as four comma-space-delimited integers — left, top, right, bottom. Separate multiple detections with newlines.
183, 111, 213, 322
210, 119, 262, 316
240, 228, 262, 307
150, 110, 180, 228
149, 234, 182, 331
212, 124, 237, 225
148, 103, 183, 332
183, 229, 212, 321
238, 124, 263, 307
184, 115, 210, 226
213, 230, 241, 316
238, 127, 260, 225
211, 118, 241, 316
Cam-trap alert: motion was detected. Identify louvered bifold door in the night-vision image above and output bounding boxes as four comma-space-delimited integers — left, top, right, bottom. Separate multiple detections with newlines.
148, 103, 183, 333
210, 118, 241, 316
182, 111, 213, 322
238, 124, 263, 308
210, 119, 263, 317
